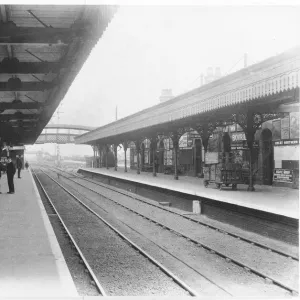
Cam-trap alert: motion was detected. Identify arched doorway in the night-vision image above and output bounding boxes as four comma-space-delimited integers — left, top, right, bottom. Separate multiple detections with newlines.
262, 128, 274, 185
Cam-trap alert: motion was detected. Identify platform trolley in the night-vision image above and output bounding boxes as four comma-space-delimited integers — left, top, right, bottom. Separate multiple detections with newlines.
204, 163, 243, 190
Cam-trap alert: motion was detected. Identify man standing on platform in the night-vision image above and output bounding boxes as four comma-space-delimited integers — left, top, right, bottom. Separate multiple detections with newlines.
6, 157, 16, 194
16, 155, 22, 178
0, 162, 2, 194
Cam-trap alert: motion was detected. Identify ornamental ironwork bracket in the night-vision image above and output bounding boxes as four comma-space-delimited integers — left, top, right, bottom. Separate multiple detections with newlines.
231, 112, 287, 133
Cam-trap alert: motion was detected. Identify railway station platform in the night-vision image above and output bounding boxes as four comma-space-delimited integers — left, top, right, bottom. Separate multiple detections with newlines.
78, 167, 299, 220
0, 170, 78, 298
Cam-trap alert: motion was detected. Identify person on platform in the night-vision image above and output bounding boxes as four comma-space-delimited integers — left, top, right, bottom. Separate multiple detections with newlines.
6, 157, 16, 194
0, 163, 2, 194
25, 161, 29, 170
16, 155, 22, 178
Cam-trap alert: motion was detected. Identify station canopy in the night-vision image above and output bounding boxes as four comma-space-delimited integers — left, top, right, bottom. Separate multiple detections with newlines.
0, 5, 117, 146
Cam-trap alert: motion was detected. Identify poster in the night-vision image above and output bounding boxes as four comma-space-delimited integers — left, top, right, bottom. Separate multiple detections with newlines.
229, 124, 236, 132
205, 152, 218, 164
281, 116, 290, 139
290, 112, 299, 139
144, 150, 149, 164
272, 119, 281, 140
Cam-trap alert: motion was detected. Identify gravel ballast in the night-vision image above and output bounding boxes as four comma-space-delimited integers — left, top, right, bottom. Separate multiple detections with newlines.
33, 173, 100, 296
50, 171, 293, 297
64, 173, 298, 292
36, 171, 189, 297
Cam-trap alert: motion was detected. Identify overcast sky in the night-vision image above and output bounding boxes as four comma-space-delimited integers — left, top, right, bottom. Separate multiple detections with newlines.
26, 4, 300, 156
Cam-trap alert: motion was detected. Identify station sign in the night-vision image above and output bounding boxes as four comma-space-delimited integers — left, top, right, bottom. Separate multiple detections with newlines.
231, 132, 246, 142
274, 139, 299, 146
231, 141, 258, 150
9, 146, 25, 150
273, 169, 293, 183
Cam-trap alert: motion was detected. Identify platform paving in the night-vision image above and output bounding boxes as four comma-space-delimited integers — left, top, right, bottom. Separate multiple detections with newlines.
79, 167, 299, 219
0, 169, 78, 297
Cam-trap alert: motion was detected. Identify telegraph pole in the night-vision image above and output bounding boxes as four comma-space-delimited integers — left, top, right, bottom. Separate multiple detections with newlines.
244, 53, 248, 68
56, 106, 63, 167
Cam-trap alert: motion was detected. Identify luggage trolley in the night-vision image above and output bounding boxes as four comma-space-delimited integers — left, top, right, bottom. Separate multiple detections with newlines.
204, 163, 243, 190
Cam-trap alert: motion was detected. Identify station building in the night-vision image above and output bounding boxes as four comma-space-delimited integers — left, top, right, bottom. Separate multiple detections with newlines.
77, 47, 300, 190
126, 110, 299, 189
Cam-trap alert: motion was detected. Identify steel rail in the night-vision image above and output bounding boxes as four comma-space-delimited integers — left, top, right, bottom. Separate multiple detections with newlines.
38, 167, 200, 297
52, 166, 298, 261
32, 169, 107, 296
44, 168, 232, 296
46, 166, 298, 296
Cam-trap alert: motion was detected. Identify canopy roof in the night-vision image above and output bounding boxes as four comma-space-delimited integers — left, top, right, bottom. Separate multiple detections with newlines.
0, 5, 117, 146
75, 46, 300, 145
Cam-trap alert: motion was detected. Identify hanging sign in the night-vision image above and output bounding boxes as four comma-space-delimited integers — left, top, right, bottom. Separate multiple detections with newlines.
231, 132, 246, 142
273, 169, 293, 183
274, 139, 299, 146
9, 146, 25, 150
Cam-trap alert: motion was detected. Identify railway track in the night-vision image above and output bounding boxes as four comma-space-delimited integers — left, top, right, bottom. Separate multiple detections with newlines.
39, 165, 298, 296
33, 167, 199, 297
52, 165, 299, 260
32, 170, 106, 296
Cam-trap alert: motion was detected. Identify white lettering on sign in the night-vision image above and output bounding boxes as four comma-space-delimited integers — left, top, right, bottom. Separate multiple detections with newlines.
273, 168, 293, 183
231, 132, 246, 141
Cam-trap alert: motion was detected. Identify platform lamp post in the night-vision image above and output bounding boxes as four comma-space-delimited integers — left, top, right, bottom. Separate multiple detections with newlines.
150, 135, 158, 177
97, 144, 102, 168
105, 144, 110, 169
91, 145, 96, 168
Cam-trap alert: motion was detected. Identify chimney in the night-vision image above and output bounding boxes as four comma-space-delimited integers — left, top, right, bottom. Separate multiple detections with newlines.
244, 53, 248, 68
214, 67, 221, 79
205, 67, 214, 84
200, 74, 204, 86
159, 89, 173, 103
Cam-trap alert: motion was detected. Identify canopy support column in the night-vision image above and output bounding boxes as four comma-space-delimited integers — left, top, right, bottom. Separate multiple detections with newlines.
105, 144, 110, 169
135, 140, 141, 174
170, 132, 179, 180
113, 144, 118, 171
150, 136, 158, 177
122, 142, 128, 172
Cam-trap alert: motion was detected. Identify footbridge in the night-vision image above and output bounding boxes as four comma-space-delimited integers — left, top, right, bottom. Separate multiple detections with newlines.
35, 124, 96, 144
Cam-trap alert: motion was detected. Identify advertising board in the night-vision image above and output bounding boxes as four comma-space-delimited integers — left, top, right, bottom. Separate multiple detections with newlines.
273, 168, 293, 183
205, 152, 218, 164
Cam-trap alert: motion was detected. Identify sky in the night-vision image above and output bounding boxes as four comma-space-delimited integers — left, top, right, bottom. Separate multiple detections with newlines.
26, 4, 300, 156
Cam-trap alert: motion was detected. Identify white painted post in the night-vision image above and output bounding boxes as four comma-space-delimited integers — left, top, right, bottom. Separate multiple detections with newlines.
193, 200, 201, 214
